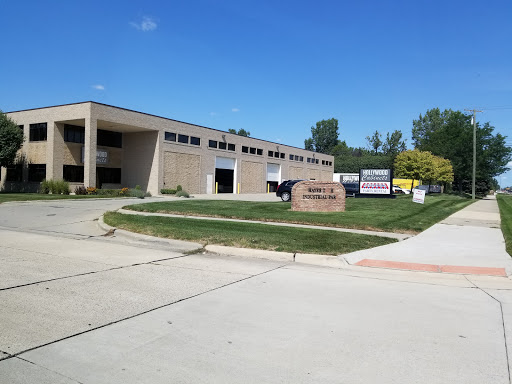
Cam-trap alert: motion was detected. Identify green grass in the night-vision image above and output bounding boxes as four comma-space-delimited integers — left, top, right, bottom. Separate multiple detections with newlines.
0, 193, 119, 204
104, 212, 396, 255
124, 194, 473, 234
497, 194, 512, 256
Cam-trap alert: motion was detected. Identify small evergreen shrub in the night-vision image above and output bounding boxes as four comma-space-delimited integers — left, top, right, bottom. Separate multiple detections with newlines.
40, 179, 50, 194
160, 189, 177, 194
176, 185, 183, 191
128, 188, 145, 199
176, 190, 189, 198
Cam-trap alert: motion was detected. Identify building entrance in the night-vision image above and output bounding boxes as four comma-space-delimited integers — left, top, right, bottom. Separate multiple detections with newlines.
215, 156, 236, 194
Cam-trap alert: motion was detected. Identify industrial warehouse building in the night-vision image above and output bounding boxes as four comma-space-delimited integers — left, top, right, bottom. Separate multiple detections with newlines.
1, 102, 334, 195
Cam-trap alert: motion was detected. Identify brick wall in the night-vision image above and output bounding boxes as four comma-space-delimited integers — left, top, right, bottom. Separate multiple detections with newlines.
291, 181, 345, 212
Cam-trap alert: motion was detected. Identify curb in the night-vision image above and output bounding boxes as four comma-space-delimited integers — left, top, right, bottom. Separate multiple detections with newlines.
97, 214, 203, 253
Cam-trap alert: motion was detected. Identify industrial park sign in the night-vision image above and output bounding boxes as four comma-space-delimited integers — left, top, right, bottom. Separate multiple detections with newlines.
359, 169, 392, 195
291, 181, 346, 212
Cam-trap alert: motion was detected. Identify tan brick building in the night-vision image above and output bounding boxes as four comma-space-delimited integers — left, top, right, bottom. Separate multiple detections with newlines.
1, 102, 334, 195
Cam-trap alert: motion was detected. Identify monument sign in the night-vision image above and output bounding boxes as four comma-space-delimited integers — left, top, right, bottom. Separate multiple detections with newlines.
359, 168, 392, 195
291, 181, 346, 212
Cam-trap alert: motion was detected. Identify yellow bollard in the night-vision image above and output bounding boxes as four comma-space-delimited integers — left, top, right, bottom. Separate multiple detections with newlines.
267, 183, 270, 193
216, 182, 218, 194
238, 183, 240, 194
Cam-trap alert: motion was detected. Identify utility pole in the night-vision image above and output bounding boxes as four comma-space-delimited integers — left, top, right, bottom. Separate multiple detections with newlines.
464, 109, 482, 199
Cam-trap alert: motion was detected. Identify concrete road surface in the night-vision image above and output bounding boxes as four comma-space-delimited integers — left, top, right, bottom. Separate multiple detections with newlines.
0, 197, 511, 383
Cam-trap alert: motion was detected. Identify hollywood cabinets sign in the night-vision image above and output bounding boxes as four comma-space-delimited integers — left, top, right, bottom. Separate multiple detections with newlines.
81, 147, 109, 165
359, 169, 392, 195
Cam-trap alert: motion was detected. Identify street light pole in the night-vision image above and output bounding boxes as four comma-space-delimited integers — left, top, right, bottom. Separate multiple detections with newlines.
465, 109, 482, 200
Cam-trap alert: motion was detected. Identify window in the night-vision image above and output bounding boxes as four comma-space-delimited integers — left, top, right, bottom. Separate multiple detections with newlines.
18, 125, 24, 131
228, 144, 236, 151
315, 159, 319, 164
242, 146, 249, 153
299, 156, 304, 162
289, 154, 294, 160
190, 136, 201, 146
165, 132, 176, 142
28, 164, 46, 182
273, 152, 279, 158
98, 167, 121, 184
63, 165, 84, 183
178, 134, 189, 144
322, 160, 326, 165
64, 124, 85, 144
257, 148, 262, 155
219, 142, 227, 150
268, 150, 273, 157
328, 161, 332, 166
97, 129, 122, 148
250, 147, 256, 154
307, 158, 312, 163
29, 123, 47, 141
280, 153, 285, 159
6, 164, 23, 182
209, 140, 218, 148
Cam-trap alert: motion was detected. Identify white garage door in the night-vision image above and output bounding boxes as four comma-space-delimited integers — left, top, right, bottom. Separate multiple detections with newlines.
216, 156, 236, 170
267, 163, 280, 182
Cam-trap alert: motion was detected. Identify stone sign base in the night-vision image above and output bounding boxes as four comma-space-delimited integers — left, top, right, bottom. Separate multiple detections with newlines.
291, 181, 346, 212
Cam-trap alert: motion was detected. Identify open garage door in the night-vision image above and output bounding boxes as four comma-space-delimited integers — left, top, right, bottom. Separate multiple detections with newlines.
215, 157, 236, 193
267, 163, 280, 192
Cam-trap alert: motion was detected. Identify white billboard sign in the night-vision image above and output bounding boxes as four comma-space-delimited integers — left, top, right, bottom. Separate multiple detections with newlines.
359, 169, 392, 195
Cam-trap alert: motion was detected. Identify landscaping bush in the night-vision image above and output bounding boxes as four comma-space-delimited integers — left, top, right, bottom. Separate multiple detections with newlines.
160, 189, 177, 194
96, 189, 121, 196
86, 187, 97, 195
74, 186, 87, 195
128, 188, 145, 199
40, 179, 69, 194
176, 185, 182, 192
40, 179, 50, 194
175, 190, 190, 198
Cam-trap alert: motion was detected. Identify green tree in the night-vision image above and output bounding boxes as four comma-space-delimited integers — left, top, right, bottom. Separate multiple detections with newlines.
304, 118, 339, 154
412, 108, 512, 193
366, 130, 382, 154
0, 111, 24, 167
394, 150, 436, 190
382, 130, 407, 157
228, 128, 250, 137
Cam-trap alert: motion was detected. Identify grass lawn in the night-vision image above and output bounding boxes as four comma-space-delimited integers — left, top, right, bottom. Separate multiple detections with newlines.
104, 211, 396, 255
0, 193, 118, 204
124, 194, 473, 234
497, 194, 512, 256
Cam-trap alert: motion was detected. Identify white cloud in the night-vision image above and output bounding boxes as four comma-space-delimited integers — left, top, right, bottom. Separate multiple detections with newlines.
275, 138, 282, 143
130, 17, 157, 31
92, 84, 105, 90
507, 161, 512, 167
209, 112, 217, 116
231, 108, 240, 112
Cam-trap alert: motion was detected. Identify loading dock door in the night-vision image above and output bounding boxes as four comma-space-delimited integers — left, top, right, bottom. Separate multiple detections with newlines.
215, 157, 236, 193
267, 163, 280, 192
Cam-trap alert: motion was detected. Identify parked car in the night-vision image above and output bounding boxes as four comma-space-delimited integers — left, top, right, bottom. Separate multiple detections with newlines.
392, 185, 404, 194
276, 180, 304, 201
342, 182, 359, 197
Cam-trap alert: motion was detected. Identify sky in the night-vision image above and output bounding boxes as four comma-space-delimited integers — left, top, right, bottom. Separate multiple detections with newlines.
1, 0, 511, 185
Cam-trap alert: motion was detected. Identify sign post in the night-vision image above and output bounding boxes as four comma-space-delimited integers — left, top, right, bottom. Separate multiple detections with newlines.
412, 189, 426, 204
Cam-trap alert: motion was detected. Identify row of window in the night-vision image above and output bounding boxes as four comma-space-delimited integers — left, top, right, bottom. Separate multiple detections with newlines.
210, 140, 236, 151
268, 150, 286, 159
242, 146, 263, 155
64, 125, 123, 148
289, 154, 305, 162
165, 131, 201, 146
322, 160, 333, 166
3, 164, 121, 184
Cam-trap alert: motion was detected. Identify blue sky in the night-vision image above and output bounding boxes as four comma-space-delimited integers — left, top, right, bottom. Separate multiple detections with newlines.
1, 0, 511, 185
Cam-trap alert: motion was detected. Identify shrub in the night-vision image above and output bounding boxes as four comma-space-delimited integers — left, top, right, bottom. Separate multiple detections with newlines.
135, 185, 142, 190
128, 188, 145, 199
145, 191, 152, 197
176, 190, 190, 198
96, 189, 120, 196
87, 187, 97, 195
160, 189, 177, 194
120, 187, 129, 196
40, 179, 50, 194
176, 185, 183, 192
74, 186, 87, 195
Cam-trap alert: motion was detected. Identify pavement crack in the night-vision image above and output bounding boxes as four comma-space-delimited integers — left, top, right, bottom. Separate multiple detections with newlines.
6, 263, 286, 359
16, 357, 84, 384
464, 275, 511, 384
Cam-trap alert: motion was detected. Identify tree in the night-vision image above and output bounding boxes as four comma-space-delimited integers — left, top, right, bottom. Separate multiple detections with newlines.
394, 150, 436, 190
304, 118, 339, 154
412, 108, 512, 193
366, 130, 382, 154
382, 130, 407, 157
228, 128, 250, 137
0, 111, 24, 167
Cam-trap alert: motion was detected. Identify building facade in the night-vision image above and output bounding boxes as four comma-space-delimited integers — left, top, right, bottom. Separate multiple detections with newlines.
2, 102, 334, 195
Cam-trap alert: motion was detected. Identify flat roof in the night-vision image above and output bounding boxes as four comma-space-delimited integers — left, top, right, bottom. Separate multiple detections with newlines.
7, 101, 332, 156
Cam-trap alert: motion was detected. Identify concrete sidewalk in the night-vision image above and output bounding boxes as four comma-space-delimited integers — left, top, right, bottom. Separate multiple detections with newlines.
343, 195, 512, 276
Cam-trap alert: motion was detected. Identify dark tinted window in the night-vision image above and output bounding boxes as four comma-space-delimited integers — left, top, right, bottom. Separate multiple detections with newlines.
165, 132, 176, 141
178, 134, 189, 144
289, 154, 294, 160
268, 151, 273, 157
64, 125, 85, 144
190, 136, 201, 146
28, 164, 46, 182
219, 142, 227, 150
250, 147, 256, 154
29, 123, 47, 142
242, 146, 248, 153
228, 144, 235, 151
97, 129, 122, 148
280, 153, 285, 159
209, 140, 218, 148
63, 165, 84, 183
257, 148, 262, 155
6, 164, 23, 182
97, 167, 121, 184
